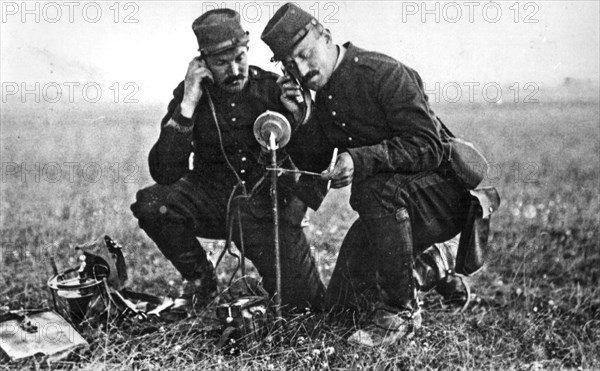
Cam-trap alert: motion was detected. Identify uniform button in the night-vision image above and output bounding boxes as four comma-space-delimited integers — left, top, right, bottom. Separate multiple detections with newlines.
328, 95, 332, 100
332, 111, 336, 116
238, 149, 243, 153
231, 117, 236, 122
242, 181, 246, 185
348, 137, 353, 142
341, 122, 346, 127
354, 57, 359, 63
241, 157, 247, 162
231, 102, 235, 107
240, 169, 246, 174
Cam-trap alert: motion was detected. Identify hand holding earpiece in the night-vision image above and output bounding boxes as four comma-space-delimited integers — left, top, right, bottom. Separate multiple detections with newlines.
181, 57, 214, 118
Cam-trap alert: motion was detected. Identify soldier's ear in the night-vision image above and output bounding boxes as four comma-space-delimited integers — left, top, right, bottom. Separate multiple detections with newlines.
323, 28, 332, 44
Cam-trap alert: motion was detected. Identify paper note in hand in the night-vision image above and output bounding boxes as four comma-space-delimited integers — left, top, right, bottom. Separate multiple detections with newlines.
326, 148, 338, 190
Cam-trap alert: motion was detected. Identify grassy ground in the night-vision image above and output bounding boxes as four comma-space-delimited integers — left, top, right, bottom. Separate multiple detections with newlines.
1, 97, 598, 370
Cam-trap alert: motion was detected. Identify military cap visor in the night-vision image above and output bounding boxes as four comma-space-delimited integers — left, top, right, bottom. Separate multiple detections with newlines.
261, 3, 318, 61
192, 9, 250, 56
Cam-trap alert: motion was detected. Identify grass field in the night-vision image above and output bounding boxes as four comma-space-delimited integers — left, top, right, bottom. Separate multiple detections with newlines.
1, 95, 598, 369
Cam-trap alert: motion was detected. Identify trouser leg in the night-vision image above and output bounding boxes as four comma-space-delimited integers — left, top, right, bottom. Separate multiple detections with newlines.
348, 169, 470, 311
327, 230, 464, 311
325, 219, 377, 312
362, 209, 417, 310
132, 175, 324, 310
233, 195, 325, 311
130, 177, 223, 296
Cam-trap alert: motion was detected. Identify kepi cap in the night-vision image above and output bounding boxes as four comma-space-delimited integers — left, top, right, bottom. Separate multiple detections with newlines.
192, 9, 249, 56
261, 3, 318, 61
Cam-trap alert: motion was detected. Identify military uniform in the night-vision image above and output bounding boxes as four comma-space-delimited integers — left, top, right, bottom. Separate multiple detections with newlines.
131, 65, 326, 310
295, 43, 472, 309
261, 2, 484, 316
131, 8, 326, 310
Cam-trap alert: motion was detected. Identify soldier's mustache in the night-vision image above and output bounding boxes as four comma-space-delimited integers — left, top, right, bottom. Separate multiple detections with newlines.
302, 71, 319, 85
224, 74, 246, 85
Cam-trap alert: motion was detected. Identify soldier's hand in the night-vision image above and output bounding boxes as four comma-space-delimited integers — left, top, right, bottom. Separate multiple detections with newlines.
277, 74, 304, 123
321, 152, 354, 188
181, 57, 213, 118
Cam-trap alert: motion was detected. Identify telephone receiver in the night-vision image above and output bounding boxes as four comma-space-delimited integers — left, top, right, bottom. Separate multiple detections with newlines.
281, 64, 308, 105
195, 56, 215, 89
201, 77, 214, 93
281, 64, 312, 126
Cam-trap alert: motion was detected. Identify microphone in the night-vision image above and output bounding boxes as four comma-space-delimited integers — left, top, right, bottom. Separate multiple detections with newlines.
253, 111, 292, 150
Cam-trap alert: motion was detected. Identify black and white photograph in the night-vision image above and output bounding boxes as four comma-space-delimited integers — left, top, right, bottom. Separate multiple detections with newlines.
1, 1, 598, 369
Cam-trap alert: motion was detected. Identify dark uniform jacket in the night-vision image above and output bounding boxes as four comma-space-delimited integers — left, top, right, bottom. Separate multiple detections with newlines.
300, 43, 453, 188
148, 65, 326, 210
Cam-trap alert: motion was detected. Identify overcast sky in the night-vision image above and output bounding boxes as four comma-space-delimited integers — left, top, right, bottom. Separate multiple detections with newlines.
1, 1, 598, 104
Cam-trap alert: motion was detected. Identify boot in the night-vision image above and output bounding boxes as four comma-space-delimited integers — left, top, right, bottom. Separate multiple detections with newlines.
169, 248, 218, 316
414, 236, 471, 312
348, 301, 422, 347
435, 274, 470, 312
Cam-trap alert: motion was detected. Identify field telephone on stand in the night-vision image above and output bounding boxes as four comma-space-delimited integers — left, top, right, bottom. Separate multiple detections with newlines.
197, 66, 338, 347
